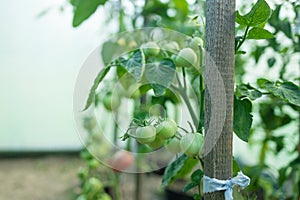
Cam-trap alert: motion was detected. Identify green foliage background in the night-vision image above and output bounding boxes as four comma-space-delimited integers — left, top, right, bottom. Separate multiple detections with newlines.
69, 0, 300, 199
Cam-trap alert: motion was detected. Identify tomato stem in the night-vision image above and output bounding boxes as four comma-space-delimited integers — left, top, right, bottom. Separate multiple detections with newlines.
182, 67, 187, 89
177, 125, 189, 133
171, 84, 199, 129
187, 121, 195, 133
235, 25, 250, 52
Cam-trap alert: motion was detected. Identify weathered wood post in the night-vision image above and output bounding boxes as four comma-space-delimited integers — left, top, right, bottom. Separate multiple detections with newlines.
204, 0, 235, 199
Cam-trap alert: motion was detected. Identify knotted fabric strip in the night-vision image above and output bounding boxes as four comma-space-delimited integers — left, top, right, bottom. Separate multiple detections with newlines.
203, 171, 250, 200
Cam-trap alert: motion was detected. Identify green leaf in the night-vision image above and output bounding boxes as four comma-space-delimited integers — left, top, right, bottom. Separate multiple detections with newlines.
162, 155, 197, 188
175, 157, 198, 179
267, 57, 276, 68
191, 169, 204, 183
182, 168, 202, 192
247, 27, 274, 39
101, 41, 119, 66
233, 158, 241, 174
116, 65, 134, 89
236, 11, 249, 26
143, 59, 176, 96
183, 182, 198, 193
162, 155, 188, 188
259, 103, 292, 130
119, 50, 145, 81
235, 0, 272, 27
257, 79, 300, 107
236, 84, 262, 100
234, 95, 253, 142
193, 193, 201, 200
72, 0, 107, 27
236, 51, 246, 55
268, 5, 293, 39
83, 67, 111, 111
172, 0, 188, 17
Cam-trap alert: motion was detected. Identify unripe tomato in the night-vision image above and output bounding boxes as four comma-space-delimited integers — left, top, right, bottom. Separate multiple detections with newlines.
80, 150, 93, 160
175, 48, 197, 67
141, 42, 160, 56
190, 37, 204, 49
165, 137, 181, 154
170, 54, 177, 61
163, 41, 179, 52
88, 159, 100, 169
125, 84, 141, 99
147, 136, 165, 149
102, 93, 120, 111
136, 125, 156, 144
180, 133, 204, 157
78, 168, 89, 180
76, 195, 87, 200
99, 193, 112, 200
156, 119, 177, 139
109, 150, 134, 172
83, 117, 97, 130
85, 177, 103, 192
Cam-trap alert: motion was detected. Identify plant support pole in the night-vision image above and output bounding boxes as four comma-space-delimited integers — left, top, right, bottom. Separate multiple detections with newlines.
204, 0, 235, 199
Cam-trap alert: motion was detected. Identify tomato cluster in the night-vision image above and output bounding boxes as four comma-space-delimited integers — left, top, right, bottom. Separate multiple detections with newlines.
127, 119, 204, 158
140, 37, 202, 68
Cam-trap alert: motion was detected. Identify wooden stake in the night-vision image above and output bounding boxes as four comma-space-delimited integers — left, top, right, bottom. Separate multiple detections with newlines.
204, 0, 235, 199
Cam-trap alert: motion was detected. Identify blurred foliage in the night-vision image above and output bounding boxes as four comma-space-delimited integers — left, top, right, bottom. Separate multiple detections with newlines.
76, 116, 114, 200
234, 0, 300, 199
65, 0, 300, 199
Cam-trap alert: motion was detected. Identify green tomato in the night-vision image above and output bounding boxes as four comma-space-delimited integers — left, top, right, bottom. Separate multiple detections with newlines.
170, 54, 177, 61
103, 93, 120, 111
98, 193, 112, 200
180, 133, 204, 157
80, 150, 92, 160
175, 48, 197, 67
156, 119, 177, 139
136, 125, 156, 144
78, 168, 89, 180
88, 159, 100, 169
85, 177, 103, 193
125, 84, 141, 99
141, 42, 160, 56
190, 37, 204, 49
83, 117, 97, 130
76, 195, 87, 200
165, 137, 181, 154
163, 41, 179, 52
147, 136, 165, 149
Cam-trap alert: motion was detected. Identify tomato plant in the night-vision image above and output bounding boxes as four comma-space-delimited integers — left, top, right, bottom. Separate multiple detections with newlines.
70, 0, 300, 199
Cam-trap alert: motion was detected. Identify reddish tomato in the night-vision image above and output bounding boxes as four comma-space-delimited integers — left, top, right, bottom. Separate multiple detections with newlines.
109, 150, 134, 172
